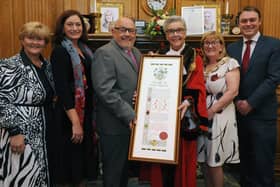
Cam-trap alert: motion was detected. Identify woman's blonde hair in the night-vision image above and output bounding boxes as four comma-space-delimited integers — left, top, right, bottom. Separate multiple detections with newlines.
19, 21, 50, 44
200, 31, 227, 64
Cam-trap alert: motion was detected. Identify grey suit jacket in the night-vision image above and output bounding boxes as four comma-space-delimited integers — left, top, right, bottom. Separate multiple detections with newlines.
91, 39, 141, 134
227, 35, 280, 120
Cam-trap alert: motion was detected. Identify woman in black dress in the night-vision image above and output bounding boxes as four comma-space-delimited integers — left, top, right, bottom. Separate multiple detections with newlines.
49, 10, 98, 187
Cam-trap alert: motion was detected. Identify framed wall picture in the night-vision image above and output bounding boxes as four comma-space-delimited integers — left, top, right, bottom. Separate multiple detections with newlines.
96, 2, 123, 33
181, 2, 221, 34
181, 6, 204, 35
204, 6, 217, 32
200, 3, 221, 33
128, 55, 183, 164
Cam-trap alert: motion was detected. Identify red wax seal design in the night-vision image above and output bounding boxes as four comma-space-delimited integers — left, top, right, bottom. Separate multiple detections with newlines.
159, 131, 168, 140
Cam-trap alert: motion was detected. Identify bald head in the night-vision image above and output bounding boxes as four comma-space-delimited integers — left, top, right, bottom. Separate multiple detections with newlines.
111, 16, 136, 50
114, 17, 134, 27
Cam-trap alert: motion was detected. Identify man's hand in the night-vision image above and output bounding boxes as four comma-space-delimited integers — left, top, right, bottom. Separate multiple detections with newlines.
129, 119, 137, 130
236, 100, 252, 116
132, 91, 137, 105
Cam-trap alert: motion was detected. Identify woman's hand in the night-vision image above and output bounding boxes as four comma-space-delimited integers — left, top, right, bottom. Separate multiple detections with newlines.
66, 109, 84, 144
10, 134, 25, 154
71, 122, 84, 144
207, 108, 215, 120
178, 100, 191, 119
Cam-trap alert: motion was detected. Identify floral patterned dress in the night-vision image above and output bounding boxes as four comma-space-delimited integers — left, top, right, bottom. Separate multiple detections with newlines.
197, 57, 240, 167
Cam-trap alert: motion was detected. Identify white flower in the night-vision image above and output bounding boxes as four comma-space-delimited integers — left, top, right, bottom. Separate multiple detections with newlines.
157, 19, 165, 26
161, 14, 169, 19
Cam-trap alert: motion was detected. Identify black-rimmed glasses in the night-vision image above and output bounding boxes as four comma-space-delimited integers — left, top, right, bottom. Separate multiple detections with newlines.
114, 27, 136, 34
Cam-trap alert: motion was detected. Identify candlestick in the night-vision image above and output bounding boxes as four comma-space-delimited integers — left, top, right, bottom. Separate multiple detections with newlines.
93, 0, 97, 12
91, 12, 102, 33
221, 14, 233, 35
225, 0, 229, 15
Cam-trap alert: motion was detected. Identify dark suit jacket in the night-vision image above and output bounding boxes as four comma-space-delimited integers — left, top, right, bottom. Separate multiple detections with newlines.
227, 35, 280, 120
91, 39, 141, 135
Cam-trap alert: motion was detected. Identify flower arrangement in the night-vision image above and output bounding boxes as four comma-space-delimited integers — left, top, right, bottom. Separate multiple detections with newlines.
145, 9, 175, 37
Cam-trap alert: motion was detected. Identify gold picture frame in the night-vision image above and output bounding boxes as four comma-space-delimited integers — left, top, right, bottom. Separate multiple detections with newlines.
96, 2, 124, 33
180, 1, 221, 34
128, 55, 183, 164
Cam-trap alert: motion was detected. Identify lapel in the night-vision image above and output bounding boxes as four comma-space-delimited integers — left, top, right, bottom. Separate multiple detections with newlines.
131, 48, 140, 68
123, 49, 138, 72
235, 40, 243, 65
20, 49, 55, 91
111, 40, 138, 72
247, 35, 264, 72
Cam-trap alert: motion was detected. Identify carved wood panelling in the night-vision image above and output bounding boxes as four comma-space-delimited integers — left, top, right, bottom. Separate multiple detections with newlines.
0, 0, 15, 57
63, 0, 90, 14
263, 0, 280, 38
96, 0, 137, 19
0, 0, 279, 55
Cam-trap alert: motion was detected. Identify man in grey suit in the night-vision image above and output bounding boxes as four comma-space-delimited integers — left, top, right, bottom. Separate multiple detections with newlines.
91, 17, 141, 187
227, 6, 280, 187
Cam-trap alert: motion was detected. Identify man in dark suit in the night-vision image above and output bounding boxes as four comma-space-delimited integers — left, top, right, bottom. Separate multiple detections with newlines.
227, 6, 280, 187
91, 17, 141, 187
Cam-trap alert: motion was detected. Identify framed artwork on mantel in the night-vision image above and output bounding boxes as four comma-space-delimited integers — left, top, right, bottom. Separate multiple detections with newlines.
181, 1, 221, 34
95, 2, 123, 33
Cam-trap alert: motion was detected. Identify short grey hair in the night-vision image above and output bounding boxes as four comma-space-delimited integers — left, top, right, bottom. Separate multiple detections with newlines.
163, 16, 187, 33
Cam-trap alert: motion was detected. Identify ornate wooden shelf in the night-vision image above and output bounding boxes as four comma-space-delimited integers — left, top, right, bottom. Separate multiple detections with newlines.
87, 33, 242, 53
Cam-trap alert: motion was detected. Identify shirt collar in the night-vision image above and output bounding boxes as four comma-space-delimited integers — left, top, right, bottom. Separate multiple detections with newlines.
20, 49, 46, 69
167, 43, 186, 55
243, 31, 260, 43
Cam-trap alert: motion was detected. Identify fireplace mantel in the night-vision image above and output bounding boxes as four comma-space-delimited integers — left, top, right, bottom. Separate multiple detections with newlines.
87, 34, 242, 53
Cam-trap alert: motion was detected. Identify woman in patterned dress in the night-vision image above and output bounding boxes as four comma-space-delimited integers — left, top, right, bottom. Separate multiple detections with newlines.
0, 22, 54, 187
197, 31, 240, 187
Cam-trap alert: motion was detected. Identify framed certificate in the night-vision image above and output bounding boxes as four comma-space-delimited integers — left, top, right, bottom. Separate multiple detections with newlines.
128, 55, 183, 164
181, 6, 204, 35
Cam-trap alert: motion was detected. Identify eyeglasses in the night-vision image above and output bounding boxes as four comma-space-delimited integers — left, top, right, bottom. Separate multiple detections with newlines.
203, 40, 221, 47
114, 27, 136, 34
165, 28, 185, 35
